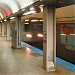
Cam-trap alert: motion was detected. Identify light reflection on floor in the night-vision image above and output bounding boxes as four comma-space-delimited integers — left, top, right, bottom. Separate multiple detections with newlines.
26, 47, 31, 53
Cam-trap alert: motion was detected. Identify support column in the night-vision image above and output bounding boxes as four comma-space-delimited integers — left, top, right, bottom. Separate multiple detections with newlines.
21, 22, 24, 41
12, 16, 21, 48
43, 6, 56, 72
2, 22, 5, 37
0, 23, 2, 35
6, 19, 11, 41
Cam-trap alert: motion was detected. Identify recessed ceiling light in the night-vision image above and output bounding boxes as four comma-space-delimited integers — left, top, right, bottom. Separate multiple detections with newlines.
4, 19, 7, 22
24, 23, 29, 24
0, 21, 2, 22
31, 19, 38, 22
40, 20, 43, 22
10, 17, 15, 20
23, 11, 36, 15
25, 19, 29, 21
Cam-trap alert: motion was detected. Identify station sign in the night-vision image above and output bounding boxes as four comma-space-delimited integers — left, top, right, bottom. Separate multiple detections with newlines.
58, 23, 75, 28
64, 23, 75, 28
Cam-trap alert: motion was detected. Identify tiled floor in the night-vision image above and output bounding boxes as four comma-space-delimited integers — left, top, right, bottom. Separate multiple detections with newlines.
0, 37, 74, 75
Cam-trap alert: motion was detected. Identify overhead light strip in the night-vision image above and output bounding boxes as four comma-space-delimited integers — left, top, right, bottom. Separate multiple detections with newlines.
10, 17, 15, 20
23, 10, 36, 15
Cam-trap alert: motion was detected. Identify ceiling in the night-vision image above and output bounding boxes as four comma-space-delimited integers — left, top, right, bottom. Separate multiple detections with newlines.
42, 0, 75, 8
0, 0, 75, 22
22, 4, 75, 23
0, 0, 38, 20
56, 4, 75, 22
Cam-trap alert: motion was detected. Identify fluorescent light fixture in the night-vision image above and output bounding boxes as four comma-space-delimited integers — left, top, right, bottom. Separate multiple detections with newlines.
10, 17, 15, 20
25, 19, 29, 21
31, 19, 39, 22
24, 23, 29, 24
60, 34, 66, 35
26, 34, 32, 38
0, 13, 3, 19
4, 19, 7, 22
40, 20, 43, 22
37, 34, 43, 37
70, 34, 75, 35
23, 10, 36, 15
0, 21, 2, 22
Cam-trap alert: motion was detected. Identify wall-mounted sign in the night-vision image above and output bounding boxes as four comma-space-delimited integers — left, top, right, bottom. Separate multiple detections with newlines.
43, 31, 47, 43
64, 23, 75, 27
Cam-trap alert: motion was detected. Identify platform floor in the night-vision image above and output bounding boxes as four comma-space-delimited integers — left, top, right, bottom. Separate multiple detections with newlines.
0, 37, 74, 75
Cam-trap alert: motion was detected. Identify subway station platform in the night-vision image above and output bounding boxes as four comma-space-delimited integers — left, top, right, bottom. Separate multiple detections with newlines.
0, 36, 74, 75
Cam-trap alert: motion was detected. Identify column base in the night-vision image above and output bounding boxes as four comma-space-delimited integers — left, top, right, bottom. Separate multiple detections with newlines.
17, 46, 22, 49
12, 46, 22, 49
2, 35, 5, 37
47, 61, 55, 72
6, 38, 11, 41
